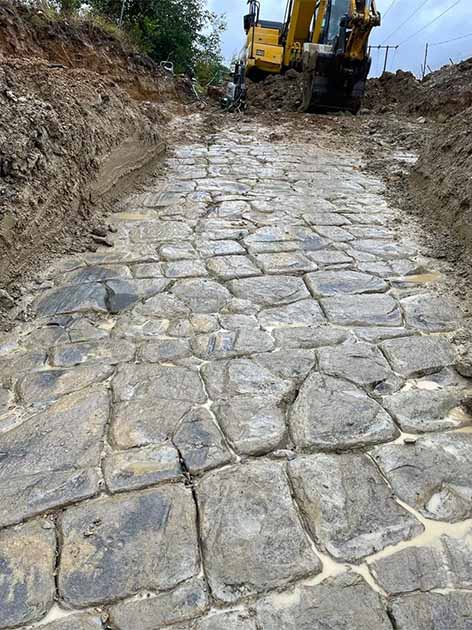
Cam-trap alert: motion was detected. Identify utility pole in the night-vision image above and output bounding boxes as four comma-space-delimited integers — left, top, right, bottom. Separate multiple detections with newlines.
422, 43, 429, 79
369, 45, 399, 74
119, 0, 127, 27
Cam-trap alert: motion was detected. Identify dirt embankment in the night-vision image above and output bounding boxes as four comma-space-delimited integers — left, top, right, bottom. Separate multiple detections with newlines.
0, 1, 185, 326
246, 69, 303, 112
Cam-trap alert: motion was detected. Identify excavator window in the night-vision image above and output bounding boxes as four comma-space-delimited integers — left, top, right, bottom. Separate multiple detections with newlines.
324, 0, 350, 44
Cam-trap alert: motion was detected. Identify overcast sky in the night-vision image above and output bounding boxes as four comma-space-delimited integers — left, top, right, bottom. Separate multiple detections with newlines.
209, 0, 472, 76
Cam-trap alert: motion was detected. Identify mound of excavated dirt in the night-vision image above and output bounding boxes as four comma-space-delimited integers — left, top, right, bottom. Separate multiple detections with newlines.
365, 58, 472, 119
246, 70, 303, 112
409, 106, 472, 262
0, 1, 186, 328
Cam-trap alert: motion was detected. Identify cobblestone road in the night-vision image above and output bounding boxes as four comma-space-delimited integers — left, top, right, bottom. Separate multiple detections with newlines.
1, 121, 472, 629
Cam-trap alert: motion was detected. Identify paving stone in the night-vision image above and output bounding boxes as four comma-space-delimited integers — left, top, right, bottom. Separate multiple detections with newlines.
0, 384, 10, 413
68, 317, 111, 342
0, 520, 56, 629
273, 325, 348, 349
381, 335, 456, 377
372, 433, 472, 522
213, 395, 286, 455
390, 591, 472, 630
136, 293, 191, 318
197, 239, 245, 257
191, 328, 274, 360
38, 613, 103, 630
218, 314, 258, 329
352, 326, 412, 342
111, 398, 192, 449
313, 225, 354, 241
246, 239, 300, 254
258, 299, 325, 328
221, 297, 260, 316
104, 443, 182, 492
35, 284, 108, 316
59, 485, 199, 607
106, 279, 169, 313
193, 610, 257, 630
305, 270, 387, 296
201, 358, 293, 401
197, 462, 321, 603
290, 372, 398, 451
0, 388, 107, 527
159, 242, 197, 260
255, 252, 316, 274
288, 454, 422, 562
303, 212, 351, 226
113, 363, 206, 404
18, 364, 114, 404
401, 294, 461, 332
369, 545, 449, 594
131, 220, 193, 242
350, 239, 415, 259
112, 316, 169, 339
132, 262, 163, 278
382, 388, 471, 432
51, 339, 135, 367
306, 249, 353, 266
318, 342, 397, 389
141, 338, 192, 362
109, 577, 209, 630
191, 314, 220, 334
254, 349, 316, 381
256, 573, 392, 630
172, 279, 231, 313
65, 264, 132, 285
206, 255, 261, 280
358, 259, 419, 277
229, 276, 310, 307
174, 407, 232, 473
163, 260, 208, 278
322, 294, 402, 326
441, 530, 472, 587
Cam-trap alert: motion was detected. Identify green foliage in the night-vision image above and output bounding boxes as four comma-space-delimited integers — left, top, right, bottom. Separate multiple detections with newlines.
85, 0, 226, 76
58, 0, 81, 13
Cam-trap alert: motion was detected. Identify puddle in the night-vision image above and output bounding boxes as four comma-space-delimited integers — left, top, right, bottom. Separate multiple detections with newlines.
397, 271, 442, 285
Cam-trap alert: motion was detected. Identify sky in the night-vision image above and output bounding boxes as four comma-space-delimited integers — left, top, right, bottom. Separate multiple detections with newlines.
208, 0, 472, 77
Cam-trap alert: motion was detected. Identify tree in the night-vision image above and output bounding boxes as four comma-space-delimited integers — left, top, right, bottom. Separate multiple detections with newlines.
86, 0, 225, 76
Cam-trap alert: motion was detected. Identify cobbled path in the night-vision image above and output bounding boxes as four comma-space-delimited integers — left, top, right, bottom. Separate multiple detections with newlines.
1, 122, 472, 630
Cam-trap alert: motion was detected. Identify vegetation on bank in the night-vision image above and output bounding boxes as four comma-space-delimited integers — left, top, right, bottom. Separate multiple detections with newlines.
20, 0, 227, 84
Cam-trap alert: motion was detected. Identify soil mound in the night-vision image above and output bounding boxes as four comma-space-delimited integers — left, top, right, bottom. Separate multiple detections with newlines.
246, 70, 303, 111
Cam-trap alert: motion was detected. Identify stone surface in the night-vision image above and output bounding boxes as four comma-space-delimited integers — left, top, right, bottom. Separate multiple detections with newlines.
173, 408, 232, 473
163, 260, 208, 278
35, 284, 108, 316
191, 328, 274, 360
51, 339, 135, 367
273, 325, 348, 348
288, 454, 423, 562
290, 372, 398, 451
213, 395, 286, 455
228, 276, 310, 306
255, 252, 316, 274
104, 443, 182, 492
172, 279, 231, 313
390, 591, 472, 630
38, 614, 103, 630
305, 270, 387, 296
193, 611, 257, 630
381, 335, 456, 377
109, 577, 208, 630
256, 573, 392, 630
401, 294, 460, 332
322, 294, 402, 326
197, 462, 321, 603
318, 342, 396, 388
254, 348, 316, 381
141, 338, 192, 362
258, 299, 325, 328
0, 388, 107, 527
372, 433, 472, 521
0, 520, 56, 629
59, 486, 199, 607
206, 255, 261, 280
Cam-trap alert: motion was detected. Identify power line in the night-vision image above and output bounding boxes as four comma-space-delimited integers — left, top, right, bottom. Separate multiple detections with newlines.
430, 31, 472, 47
383, 0, 400, 19
399, 0, 463, 46
381, 0, 433, 45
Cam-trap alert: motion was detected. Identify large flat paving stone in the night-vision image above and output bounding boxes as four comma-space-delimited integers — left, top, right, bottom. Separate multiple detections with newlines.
191, 328, 274, 360
254, 348, 316, 381
381, 335, 456, 377
109, 576, 208, 630
305, 270, 387, 297
401, 294, 461, 332
191, 610, 257, 630
255, 252, 316, 274
372, 433, 472, 521
38, 613, 102, 630
171, 279, 231, 313
321, 294, 402, 326
289, 373, 398, 451
0, 388, 108, 527
258, 299, 325, 328
34, 283, 108, 316
288, 454, 423, 562
51, 339, 135, 367
197, 461, 321, 603
0, 520, 56, 629
255, 573, 392, 630
390, 591, 472, 630
273, 325, 348, 349
59, 485, 199, 607
206, 255, 261, 280
113, 363, 206, 404
228, 276, 310, 306
213, 395, 286, 455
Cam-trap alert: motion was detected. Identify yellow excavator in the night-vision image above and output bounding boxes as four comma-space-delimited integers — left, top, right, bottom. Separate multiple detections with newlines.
225, 0, 380, 113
